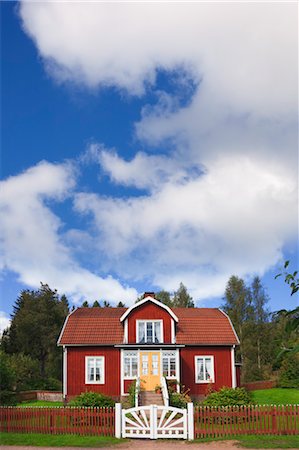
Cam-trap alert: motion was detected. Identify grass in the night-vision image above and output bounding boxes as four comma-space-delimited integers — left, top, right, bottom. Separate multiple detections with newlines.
16, 400, 64, 407
0, 432, 124, 447
252, 388, 299, 405
191, 435, 299, 448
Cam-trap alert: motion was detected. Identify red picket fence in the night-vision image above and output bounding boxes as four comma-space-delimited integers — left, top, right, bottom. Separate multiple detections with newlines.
0, 407, 114, 436
194, 404, 299, 438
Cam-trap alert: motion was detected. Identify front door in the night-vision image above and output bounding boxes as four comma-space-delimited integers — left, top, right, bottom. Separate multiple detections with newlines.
140, 351, 160, 391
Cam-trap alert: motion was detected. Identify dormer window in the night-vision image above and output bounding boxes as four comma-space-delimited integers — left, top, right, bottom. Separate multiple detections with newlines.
137, 320, 163, 344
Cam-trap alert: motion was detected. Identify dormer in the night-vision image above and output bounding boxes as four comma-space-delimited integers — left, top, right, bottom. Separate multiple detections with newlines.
120, 293, 178, 344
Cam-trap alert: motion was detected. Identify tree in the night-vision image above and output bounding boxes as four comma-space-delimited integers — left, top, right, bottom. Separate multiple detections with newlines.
92, 300, 101, 307
117, 301, 125, 307
156, 290, 172, 307
3, 283, 69, 381
275, 260, 299, 295
103, 300, 111, 307
251, 276, 270, 373
172, 283, 194, 307
82, 300, 89, 307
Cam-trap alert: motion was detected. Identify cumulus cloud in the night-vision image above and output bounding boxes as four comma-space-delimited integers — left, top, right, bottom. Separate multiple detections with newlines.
0, 162, 137, 304
13, 2, 298, 300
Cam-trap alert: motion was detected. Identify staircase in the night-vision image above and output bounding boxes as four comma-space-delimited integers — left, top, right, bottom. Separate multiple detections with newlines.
139, 390, 164, 406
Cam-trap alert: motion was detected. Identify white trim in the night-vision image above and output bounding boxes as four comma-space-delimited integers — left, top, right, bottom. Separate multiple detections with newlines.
171, 319, 176, 344
194, 355, 215, 384
136, 319, 164, 344
124, 319, 128, 344
63, 346, 67, 398
231, 345, 236, 388
115, 403, 122, 438
187, 403, 194, 440
85, 356, 105, 384
57, 308, 77, 345
120, 349, 125, 396
176, 349, 180, 392
219, 309, 240, 344
123, 350, 138, 379
120, 296, 179, 323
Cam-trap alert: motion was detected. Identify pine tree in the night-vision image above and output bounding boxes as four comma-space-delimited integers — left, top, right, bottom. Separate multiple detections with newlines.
82, 300, 89, 307
172, 282, 194, 307
117, 301, 125, 307
92, 300, 101, 307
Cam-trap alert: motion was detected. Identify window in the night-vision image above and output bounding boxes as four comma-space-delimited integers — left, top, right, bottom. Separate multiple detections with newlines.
124, 351, 138, 378
195, 356, 214, 383
85, 356, 104, 384
137, 320, 162, 343
162, 351, 176, 378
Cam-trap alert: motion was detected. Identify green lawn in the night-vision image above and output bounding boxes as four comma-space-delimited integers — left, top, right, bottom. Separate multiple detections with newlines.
252, 388, 299, 405
17, 400, 64, 407
192, 435, 299, 448
0, 432, 123, 447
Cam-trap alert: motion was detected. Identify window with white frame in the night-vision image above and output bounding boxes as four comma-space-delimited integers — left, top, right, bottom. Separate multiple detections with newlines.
195, 356, 214, 383
85, 356, 104, 384
137, 320, 162, 343
123, 351, 138, 378
162, 351, 176, 377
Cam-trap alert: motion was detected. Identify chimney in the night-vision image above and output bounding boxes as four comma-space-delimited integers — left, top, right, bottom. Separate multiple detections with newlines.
143, 292, 155, 299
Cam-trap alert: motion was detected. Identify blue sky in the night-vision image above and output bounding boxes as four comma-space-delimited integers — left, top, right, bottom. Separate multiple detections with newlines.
0, 2, 298, 331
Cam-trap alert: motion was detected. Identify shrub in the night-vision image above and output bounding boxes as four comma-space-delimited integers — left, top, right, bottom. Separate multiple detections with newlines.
0, 390, 17, 406
169, 385, 191, 408
203, 387, 252, 407
278, 354, 299, 388
70, 391, 115, 407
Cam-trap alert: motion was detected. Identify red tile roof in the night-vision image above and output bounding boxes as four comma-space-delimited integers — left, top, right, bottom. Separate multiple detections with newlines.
58, 306, 238, 346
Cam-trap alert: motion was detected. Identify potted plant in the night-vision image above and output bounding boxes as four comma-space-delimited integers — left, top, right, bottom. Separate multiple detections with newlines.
154, 384, 162, 394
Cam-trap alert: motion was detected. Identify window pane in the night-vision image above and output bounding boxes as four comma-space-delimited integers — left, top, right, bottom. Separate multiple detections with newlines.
154, 322, 161, 343
162, 358, 168, 376
138, 322, 145, 343
205, 358, 212, 381
142, 355, 148, 375
124, 357, 130, 377
132, 357, 138, 377
197, 358, 204, 381
170, 358, 176, 376
146, 322, 153, 342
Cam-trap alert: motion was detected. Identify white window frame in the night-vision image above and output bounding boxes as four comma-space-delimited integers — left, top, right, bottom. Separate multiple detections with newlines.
162, 350, 177, 379
85, 356, 105, 384
123, 351, 138, 379
136, 319, 164, 344
195, 355, 215, 384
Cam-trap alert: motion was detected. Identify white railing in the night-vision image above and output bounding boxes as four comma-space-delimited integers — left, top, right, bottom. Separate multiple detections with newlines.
161, 376, 169, 407
135, 377, 140, 407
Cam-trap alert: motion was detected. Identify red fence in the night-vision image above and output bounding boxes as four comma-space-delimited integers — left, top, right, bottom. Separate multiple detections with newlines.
242, 380, 277, 391
0, 407, 114, 436
194, 405, 299, 438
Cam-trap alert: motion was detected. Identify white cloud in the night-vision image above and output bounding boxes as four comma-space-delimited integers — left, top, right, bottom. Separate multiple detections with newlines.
0, 311, 11, 334
74, 155, 297, 298
15, 2, 298, 301
0, 162, 137, 305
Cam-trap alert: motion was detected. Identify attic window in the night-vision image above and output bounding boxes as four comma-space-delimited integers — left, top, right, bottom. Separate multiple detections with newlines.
137, 320, 163, 344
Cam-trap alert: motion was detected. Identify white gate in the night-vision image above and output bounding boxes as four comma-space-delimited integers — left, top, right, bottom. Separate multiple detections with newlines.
119, 404, 193, 439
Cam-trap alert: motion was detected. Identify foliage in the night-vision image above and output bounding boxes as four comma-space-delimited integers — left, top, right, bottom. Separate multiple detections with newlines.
278, 353, 299, 388
82, 300, 89, 307
169, 385, 191, 408
0, 391, 17, 406
0, 433, 123, 447
1, 284, 69, 383
0, 352, 17, 405
251, 388, 299, 405
8, 353, 41, 391
92, 301, 101, 307
156, 282, 194, 308
69, 391, 115, 407
203, 387, 252, 407
117, 301, 125, 307
127, 380, 138, 407
275, 260, 299, 296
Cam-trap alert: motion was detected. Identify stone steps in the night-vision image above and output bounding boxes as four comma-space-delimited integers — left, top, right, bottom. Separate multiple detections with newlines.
139, 390, 164, 406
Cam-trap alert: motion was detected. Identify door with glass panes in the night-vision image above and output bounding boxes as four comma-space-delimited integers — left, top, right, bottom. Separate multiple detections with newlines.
139, 351, 160, 390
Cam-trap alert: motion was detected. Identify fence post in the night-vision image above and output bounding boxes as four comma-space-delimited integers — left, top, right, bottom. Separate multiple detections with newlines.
272, 405, 277, 434
187, 402, 194, 440
115, 403, 122, 438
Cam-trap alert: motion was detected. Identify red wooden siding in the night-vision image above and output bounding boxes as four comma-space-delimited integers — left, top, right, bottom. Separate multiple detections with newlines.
180, 347, 232, 397
124, 379, 135, 394
67, 347, 120, 399
127, 302, 172, 343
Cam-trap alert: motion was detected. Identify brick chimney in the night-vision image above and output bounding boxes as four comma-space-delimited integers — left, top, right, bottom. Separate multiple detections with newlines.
143, 292, 155, 299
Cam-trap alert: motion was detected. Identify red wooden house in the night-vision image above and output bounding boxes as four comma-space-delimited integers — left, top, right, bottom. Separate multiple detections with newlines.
58, 293, 239, 402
